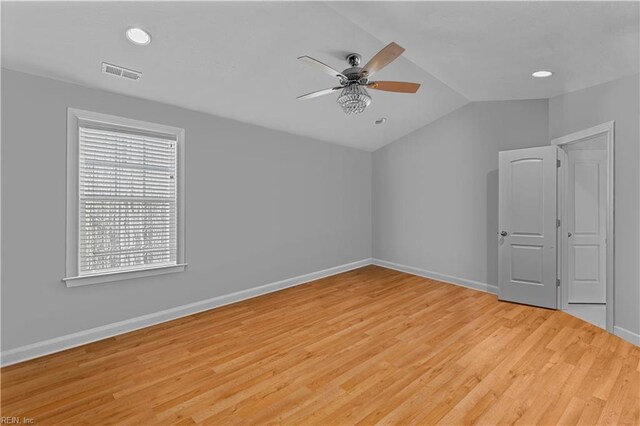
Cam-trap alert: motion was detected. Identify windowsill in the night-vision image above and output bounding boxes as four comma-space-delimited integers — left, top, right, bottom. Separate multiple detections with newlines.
63, 263, 187, 287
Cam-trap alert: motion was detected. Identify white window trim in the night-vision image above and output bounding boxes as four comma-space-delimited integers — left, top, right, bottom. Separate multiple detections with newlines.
64, 108, 186, 287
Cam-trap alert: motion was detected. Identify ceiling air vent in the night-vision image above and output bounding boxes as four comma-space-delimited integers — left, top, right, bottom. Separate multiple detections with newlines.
101, 62, 142, 82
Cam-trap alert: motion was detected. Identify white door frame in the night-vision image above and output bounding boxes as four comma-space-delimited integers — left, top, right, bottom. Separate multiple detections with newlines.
552, 121, 614, 332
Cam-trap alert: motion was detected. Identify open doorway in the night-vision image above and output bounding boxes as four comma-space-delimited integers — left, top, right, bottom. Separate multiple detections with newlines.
553, 121, 614, 332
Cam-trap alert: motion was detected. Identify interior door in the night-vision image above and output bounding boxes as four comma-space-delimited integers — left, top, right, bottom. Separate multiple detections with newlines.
498, 146, 558, 309
567, 148, 607, 303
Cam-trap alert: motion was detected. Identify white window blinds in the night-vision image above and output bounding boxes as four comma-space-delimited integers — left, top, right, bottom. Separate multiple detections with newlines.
78, 126, 178, 275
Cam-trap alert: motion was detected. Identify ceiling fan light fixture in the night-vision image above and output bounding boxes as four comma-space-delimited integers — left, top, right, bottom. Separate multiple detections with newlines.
337, 84, 371, 115
297, 42, 419, 114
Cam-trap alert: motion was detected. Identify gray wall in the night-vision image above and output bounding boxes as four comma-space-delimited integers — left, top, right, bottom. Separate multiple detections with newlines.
373, 100, 549, 287
1, 69, 372, 350
2, 68, 636, 352
549, 74, 640, 335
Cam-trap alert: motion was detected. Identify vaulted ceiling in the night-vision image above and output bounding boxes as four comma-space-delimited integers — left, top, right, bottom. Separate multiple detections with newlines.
2, 1, 638, 151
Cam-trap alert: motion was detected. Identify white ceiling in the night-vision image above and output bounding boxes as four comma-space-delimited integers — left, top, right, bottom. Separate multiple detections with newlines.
330, 1, 639, 101
2, 2, 638, 151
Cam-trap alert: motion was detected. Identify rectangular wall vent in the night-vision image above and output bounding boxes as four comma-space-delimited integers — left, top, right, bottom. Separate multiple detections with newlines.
101, 62, 142, 82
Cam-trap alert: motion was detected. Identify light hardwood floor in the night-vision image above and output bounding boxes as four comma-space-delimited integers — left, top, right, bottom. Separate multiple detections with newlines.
1, 265, 639, 425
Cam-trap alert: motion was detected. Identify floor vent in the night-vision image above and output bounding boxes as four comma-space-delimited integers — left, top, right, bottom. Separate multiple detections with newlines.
101, 62, 142, 82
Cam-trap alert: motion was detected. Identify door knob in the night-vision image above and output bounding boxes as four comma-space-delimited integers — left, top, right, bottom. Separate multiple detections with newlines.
568, 232, 572, 237
499, 231, 508, 237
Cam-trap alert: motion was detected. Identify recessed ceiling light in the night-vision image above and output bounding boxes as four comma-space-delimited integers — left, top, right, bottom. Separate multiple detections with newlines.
126, 28, 151, 46
375, 118, 387, 125
532, 70, 553, 78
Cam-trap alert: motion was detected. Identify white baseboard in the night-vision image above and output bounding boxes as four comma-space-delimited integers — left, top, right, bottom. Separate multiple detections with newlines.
614, 326, 640, 346
8, 257, 628, 367
372, 258, 498, 295
1, 258, 372, 367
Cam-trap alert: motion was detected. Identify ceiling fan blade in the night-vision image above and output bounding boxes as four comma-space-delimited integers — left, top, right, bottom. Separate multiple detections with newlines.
368, 81, 421, 93
361, 42, 405, 78
298, 56, 347, 81
296, 86, 342, 100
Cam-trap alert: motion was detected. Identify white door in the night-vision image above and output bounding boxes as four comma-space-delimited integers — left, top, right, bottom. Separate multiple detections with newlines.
498, 146, 558, 309
567, 148, 607, 303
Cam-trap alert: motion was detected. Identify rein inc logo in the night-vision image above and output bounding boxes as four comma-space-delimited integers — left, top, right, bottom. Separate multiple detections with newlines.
1, 418, 34, 425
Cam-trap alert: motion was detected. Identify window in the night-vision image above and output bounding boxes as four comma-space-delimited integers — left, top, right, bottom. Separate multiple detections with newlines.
64, 109, 185, 286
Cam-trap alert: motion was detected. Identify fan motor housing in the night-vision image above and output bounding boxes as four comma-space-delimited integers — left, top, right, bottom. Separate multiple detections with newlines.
343, 54, 368, 84
342, 67, 363, 80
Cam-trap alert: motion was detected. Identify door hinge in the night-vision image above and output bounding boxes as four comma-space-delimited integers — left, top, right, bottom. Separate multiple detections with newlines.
557, 219, 561, 227
557, 159, 561, 167
556, 278, 560, 287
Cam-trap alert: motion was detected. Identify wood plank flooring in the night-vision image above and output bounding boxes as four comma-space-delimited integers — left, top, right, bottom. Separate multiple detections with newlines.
1, 265, 639, 425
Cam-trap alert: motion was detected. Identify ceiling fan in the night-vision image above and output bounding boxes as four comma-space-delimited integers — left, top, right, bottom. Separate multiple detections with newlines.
297, 42, 421, 115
